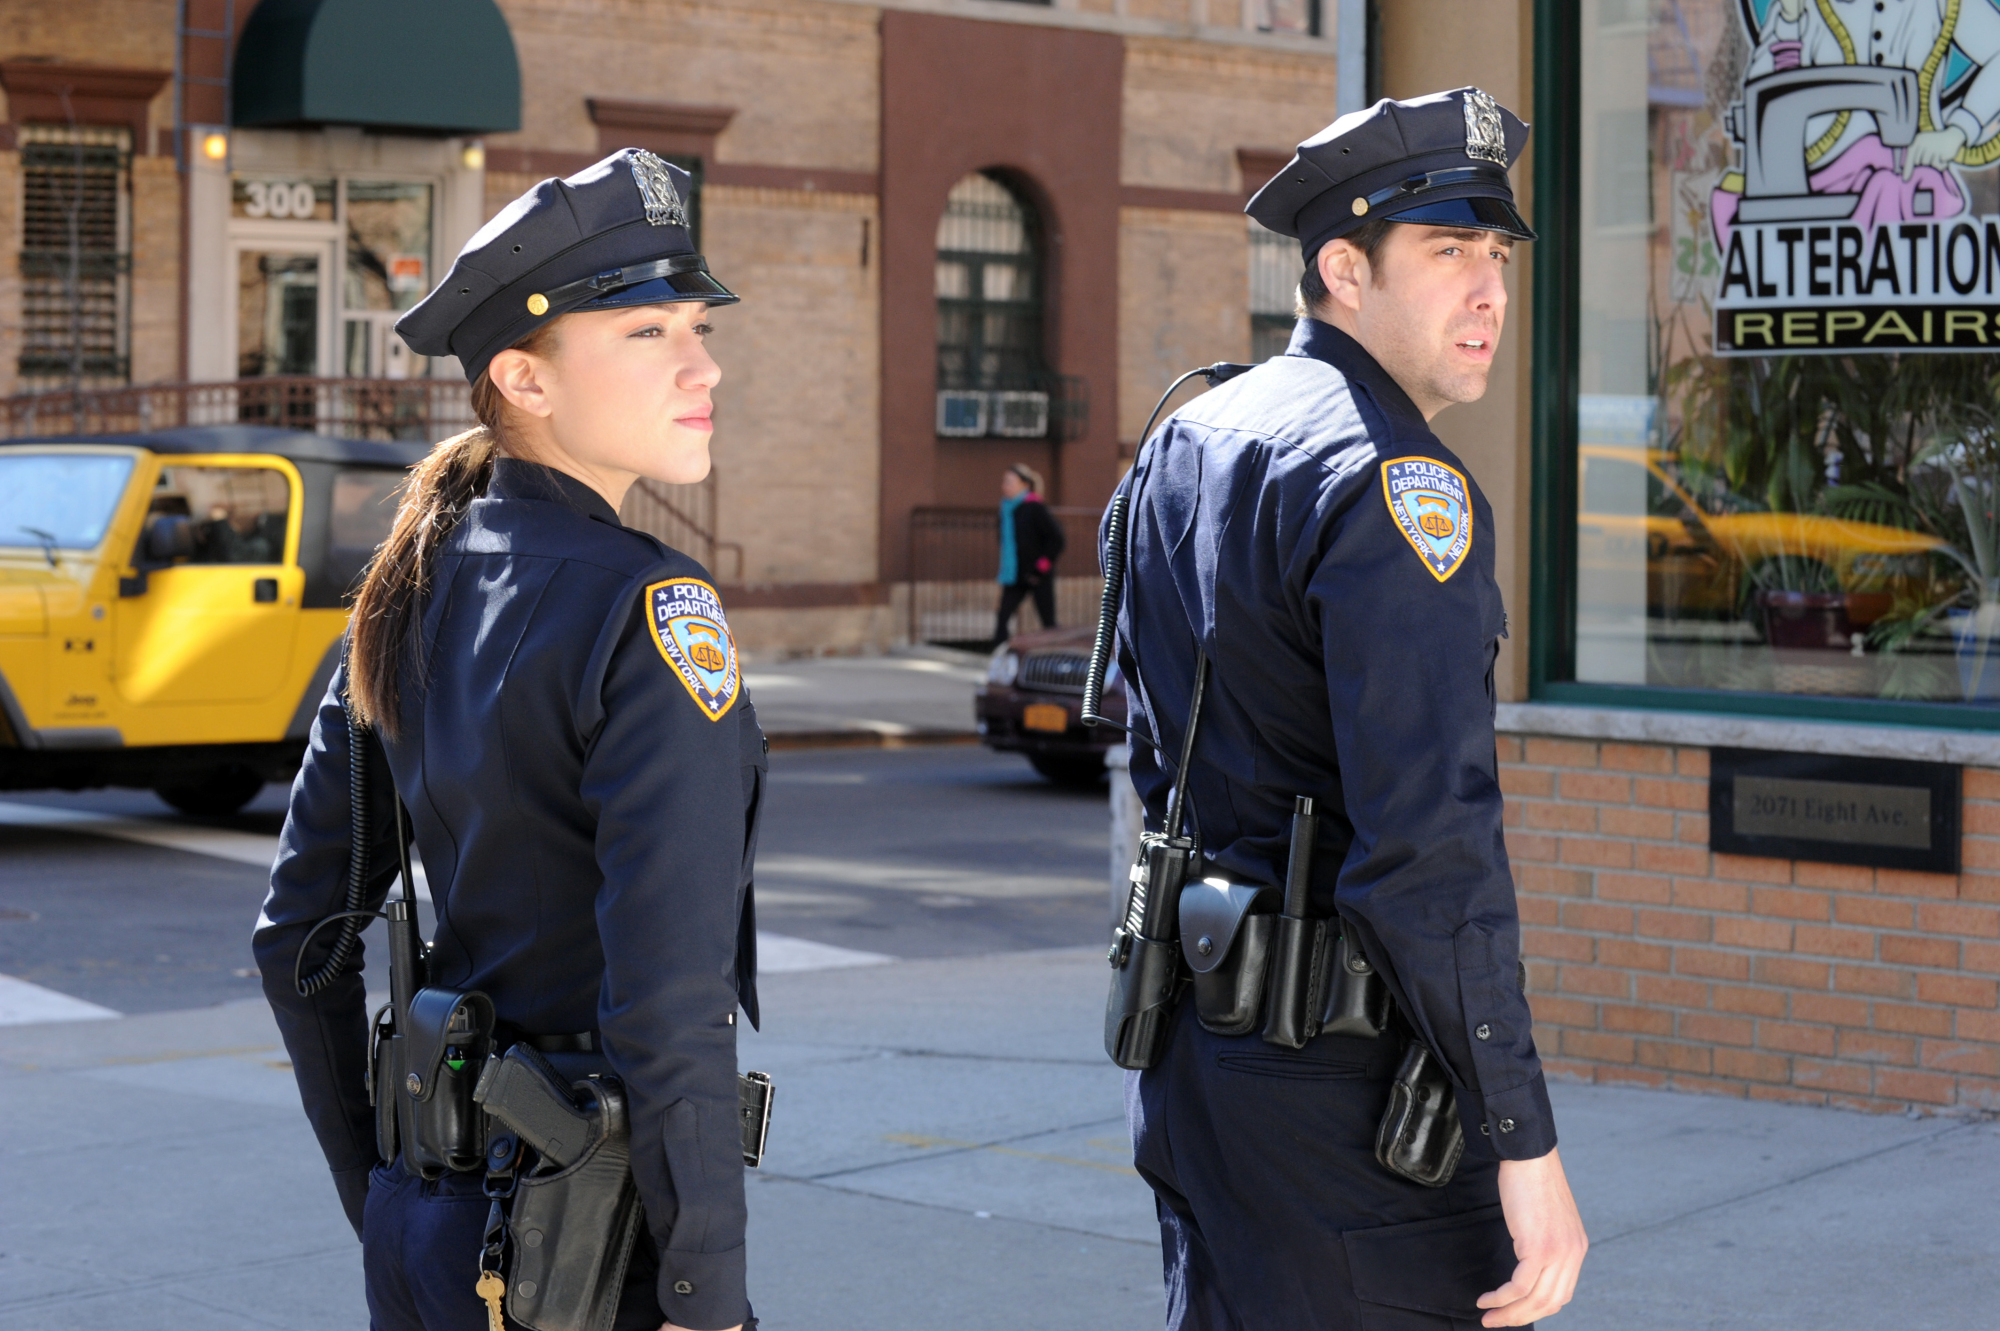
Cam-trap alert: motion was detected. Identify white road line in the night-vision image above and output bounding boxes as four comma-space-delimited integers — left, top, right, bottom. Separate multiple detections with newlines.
756, 932, 893, 972
0, 972, 119, 1025
0, 801, 280, 867
0, 801, 889, 973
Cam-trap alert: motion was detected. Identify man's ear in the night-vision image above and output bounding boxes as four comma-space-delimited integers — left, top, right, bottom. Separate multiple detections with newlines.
1318, 239, 1368, 316
489, 346, 556, 419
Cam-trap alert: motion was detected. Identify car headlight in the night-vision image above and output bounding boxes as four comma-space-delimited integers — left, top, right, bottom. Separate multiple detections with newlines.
987, 646, 1019, 686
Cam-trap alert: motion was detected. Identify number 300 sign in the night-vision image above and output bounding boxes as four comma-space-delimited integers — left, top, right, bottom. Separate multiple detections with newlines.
241, 180, 318, 219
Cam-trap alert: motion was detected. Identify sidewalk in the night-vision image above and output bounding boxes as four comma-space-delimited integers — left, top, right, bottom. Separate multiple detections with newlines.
741, 646, 988, 748
2, 947, 1995, 1329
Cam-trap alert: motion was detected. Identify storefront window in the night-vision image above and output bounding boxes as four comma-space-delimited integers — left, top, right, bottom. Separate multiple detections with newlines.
344, 180, 433, 377
229, 171, 435, 381
1573, 0, 2000, 707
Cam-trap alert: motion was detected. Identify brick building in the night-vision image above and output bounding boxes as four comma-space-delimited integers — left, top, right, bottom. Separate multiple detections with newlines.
0, 0, 1352, 651
9, 0, 2000, 1120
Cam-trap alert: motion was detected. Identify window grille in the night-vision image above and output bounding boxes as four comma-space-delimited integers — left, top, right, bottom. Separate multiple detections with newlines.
18, 125, 132, 388
1248, 220, 1298, 363
1253, 0, 1322, 35
936, 172, 1052, 437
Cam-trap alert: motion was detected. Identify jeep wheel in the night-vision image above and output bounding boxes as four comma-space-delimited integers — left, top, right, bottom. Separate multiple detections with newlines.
154, 765, 266, 817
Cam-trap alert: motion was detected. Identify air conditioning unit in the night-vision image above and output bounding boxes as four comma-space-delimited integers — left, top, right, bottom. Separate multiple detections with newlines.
936, 390, 988, 437
990, 390, 1049, 438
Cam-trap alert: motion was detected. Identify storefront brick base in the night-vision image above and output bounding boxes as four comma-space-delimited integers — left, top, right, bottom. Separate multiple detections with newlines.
1499, 735, 2000, 1115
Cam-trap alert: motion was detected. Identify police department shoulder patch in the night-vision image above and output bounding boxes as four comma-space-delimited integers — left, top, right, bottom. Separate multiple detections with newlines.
645, 577, 740, 721
1381, 456, 1474, 582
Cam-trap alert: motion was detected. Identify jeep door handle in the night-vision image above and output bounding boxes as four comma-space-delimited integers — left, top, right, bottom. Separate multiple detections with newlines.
253, 577, 279, 603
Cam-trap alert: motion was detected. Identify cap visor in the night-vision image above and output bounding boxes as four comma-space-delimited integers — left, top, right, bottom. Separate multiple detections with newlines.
578, 270, 740, 310
1379, 194, 1536, 241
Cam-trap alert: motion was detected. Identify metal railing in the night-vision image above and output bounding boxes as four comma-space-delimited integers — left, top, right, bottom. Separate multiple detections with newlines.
908, 504, 1103, 648
1, 376, 728, 574
0, 376, 478, 442
622, 475, 736, 579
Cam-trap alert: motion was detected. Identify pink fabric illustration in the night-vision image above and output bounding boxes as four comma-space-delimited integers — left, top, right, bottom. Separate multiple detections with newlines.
1710, 133, 1964, 248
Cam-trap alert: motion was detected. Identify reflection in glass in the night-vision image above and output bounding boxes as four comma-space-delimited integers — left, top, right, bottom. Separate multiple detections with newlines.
238, 252, 319, 377
155, 466, 291, 565
0, 454, 135, 549
344, 180, 432, 314
1573, 0, 2000, 705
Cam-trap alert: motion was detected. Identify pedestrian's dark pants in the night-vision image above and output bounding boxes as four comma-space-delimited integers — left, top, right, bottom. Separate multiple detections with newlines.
994, 578, 1057, 645
362, 1158, 739, 1331
1129, 1003, 1521, 1331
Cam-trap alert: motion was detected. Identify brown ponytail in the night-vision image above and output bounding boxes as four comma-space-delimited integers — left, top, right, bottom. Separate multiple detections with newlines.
346, 322, 559, 734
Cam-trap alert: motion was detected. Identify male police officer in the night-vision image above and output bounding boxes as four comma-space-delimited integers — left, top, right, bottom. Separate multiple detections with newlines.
1114, 89, 1587, 1329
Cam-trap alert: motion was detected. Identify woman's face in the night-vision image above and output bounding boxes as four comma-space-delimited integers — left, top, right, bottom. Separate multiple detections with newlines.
1000, 470, 1027, 499
495, 301, 720, 490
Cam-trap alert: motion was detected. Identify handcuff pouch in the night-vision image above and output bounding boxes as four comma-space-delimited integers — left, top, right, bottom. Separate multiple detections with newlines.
1179, 878, 1279, 1036
397, 986, 494, 1177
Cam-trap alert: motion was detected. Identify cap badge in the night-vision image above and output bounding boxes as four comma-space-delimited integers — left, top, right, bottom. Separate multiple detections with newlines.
1462, 89, 1508, 166
526, 293, 550, 316
629, 149, 689, 228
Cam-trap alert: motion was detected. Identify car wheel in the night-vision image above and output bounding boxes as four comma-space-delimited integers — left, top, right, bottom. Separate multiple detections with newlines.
1029, 753, 1107, 788
155, 765, 265, 817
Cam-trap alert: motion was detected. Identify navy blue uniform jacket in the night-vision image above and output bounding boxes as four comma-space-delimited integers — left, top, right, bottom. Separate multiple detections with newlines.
255, 459, 764, 1330
1116, 319, 1555, 1160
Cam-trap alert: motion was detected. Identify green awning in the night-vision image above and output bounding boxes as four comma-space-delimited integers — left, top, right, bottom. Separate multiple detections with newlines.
232, 0, 519, 136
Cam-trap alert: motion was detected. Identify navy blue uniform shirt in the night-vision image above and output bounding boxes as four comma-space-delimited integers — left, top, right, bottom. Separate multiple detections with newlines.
256, 458, 764, 1329
1115, 318, 1555, 1160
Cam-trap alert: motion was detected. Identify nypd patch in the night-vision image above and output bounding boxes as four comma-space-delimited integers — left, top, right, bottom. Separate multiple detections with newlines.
1381, 457, 1473, 582
646, 577, 740, 721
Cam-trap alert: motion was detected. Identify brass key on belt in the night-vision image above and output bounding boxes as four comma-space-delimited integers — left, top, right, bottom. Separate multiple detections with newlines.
476, 1270, 506, 1331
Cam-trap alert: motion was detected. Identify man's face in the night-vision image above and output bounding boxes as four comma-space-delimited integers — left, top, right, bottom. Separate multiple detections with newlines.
1317, 223, 1512, 420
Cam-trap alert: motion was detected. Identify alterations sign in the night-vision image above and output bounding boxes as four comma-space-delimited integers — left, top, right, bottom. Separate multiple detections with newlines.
1711, 0, 2000, 355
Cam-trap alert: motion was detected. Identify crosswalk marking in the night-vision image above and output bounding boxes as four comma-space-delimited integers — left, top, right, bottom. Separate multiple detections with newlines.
0, 972, 118, 1025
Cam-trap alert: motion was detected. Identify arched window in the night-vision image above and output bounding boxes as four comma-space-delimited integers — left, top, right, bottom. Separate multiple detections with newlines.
935, 172, 1048, 438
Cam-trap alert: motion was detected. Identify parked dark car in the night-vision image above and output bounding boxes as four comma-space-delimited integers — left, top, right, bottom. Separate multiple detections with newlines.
975, 624, 1126, 786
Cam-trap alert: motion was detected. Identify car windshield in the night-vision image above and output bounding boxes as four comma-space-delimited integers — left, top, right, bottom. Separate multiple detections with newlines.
0, 453, 135, 551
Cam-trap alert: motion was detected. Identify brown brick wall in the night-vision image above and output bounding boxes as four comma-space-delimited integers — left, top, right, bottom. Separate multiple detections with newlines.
1502, 733, 2000, 1115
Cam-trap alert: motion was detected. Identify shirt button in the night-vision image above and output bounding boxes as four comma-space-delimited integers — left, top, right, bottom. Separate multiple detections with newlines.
1498, 1118, 1516, 1133
1475, 1023, 1492, 1041
674, 1280, 695, 1296
1874, 54, 1885, 64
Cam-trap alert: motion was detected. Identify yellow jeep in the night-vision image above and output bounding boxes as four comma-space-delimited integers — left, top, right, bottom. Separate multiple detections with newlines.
0, 426, 418, 814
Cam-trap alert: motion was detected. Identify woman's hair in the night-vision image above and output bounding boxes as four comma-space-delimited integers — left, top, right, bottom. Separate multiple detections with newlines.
346, 321, 560, 734
1008, 463, 1044, 494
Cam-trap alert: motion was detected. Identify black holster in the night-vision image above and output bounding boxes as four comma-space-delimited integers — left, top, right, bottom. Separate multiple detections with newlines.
1105, 831, 1196, 1069
486, 1055, 645, 1331
1375, 1039, 1465, 1188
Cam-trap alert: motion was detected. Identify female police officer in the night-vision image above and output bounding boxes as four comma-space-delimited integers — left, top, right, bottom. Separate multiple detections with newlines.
255, 149, 761, 1331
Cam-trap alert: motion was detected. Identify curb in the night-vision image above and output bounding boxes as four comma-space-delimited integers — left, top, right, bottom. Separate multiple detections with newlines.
764, 729, 983, 752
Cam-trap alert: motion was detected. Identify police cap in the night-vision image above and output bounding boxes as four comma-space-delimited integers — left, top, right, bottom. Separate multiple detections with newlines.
1246, 87, 1534, 264
398, 148, 738, 384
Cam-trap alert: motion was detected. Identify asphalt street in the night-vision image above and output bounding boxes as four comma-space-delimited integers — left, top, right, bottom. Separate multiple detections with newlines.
0, 742, 1106, 1020
3, 667, 1998, 1330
